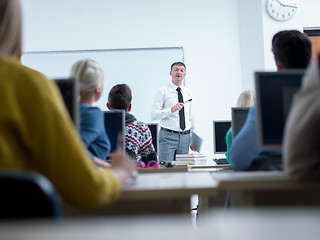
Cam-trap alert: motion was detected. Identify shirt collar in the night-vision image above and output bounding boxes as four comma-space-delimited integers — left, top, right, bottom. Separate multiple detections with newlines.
169, 81, 183, 91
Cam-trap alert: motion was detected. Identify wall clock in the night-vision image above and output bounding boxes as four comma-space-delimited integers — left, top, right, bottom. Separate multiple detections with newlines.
267, 0, 299, 21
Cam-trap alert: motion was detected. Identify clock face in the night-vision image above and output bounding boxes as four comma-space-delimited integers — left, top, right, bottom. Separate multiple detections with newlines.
267, 0, 299, 21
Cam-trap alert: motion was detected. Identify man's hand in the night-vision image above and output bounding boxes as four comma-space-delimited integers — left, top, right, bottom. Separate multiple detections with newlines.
171, 103, 184, 113
190, 144, 196, 152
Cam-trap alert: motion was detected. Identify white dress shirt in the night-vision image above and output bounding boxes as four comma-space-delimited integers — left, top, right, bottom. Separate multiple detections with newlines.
150, 82, 196, 132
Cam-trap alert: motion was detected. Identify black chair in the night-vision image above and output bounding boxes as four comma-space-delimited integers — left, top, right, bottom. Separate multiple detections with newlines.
0, 170, 62, 219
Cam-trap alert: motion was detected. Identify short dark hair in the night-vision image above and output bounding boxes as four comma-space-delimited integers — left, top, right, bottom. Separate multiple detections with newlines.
108, 84, 132, 110
272, 30, 312, 69
170, 62, 186, 71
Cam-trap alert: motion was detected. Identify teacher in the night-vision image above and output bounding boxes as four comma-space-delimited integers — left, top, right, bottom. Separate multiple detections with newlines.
151, 62, 196, 164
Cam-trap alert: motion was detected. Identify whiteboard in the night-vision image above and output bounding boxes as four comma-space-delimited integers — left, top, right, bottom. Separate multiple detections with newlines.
22, 47, 184, 123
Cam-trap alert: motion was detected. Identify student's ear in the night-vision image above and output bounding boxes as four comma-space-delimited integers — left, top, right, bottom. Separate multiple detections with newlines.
95, 87, 103, 99
106, 102, 111, 110
127, 104, 132, 112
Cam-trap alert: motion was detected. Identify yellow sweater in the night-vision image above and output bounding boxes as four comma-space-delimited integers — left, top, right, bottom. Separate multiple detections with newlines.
0, 57, 121, 209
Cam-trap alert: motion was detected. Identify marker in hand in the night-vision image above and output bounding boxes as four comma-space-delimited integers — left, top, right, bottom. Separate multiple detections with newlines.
183, 99, 192, 104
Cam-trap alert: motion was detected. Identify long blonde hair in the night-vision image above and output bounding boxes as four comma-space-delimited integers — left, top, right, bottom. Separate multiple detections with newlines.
0, 0, 22, 59
236, 89, 255, 107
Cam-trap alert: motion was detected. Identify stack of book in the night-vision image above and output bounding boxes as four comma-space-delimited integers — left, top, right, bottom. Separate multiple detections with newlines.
174, 153, 207, 165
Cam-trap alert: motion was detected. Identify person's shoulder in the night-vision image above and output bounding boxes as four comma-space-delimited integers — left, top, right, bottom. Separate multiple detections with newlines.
128, 119, 146, 129
0, 56, 24, 70
0, 56, 20, 68
128, 119, 151, 134
158, 83, 171, 91
0, 57, 58, 100
89, 106, 103, 115
227, 128, 232, 136
0, 56, 48, 82
136, 120, 149, 130
81, 105, 103, 117
247, 105, 257, 121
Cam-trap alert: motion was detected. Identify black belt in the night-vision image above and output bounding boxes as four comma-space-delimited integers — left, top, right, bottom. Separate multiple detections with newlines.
161, 127, 190, 135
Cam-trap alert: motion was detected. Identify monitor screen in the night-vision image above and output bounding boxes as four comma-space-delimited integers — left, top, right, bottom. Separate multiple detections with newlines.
255, 70, 304, 151
54, 78, 78, 128
104, 110, 125, 153
213, 120, 231, 154
147, 123, 158, 154
232, 107, 250, 139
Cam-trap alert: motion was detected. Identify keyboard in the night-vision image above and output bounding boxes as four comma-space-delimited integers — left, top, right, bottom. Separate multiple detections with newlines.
213, 158, 229, 165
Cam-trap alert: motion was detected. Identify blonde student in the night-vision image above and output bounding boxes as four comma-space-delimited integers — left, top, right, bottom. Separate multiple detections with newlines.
225, 89, 255, 162
70, 58, 112, 167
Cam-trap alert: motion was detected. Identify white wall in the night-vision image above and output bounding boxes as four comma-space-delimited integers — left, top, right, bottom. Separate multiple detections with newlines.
21, 0, 242, 160
260, 0, 320, 72
238, 0, 265, 91
20, 0, 320, 160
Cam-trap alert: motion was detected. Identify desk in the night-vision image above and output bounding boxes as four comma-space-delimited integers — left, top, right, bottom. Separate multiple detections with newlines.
63, 172, 219, 216
212, 171, 320, 206
189, 164, 232, 172
182, 158, 231, 172
1, 208, 320, 240
137, 164, 188, 173
137, 159, 231, 174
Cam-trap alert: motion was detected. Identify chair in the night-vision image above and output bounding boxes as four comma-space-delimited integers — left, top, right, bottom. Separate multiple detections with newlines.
0, 169, 62, 219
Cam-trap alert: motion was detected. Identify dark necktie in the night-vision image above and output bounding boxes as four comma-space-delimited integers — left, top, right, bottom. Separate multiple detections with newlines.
177, 87, 186, 130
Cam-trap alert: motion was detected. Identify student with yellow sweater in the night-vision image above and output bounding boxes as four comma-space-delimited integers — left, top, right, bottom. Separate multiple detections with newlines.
0, 0, 135, 209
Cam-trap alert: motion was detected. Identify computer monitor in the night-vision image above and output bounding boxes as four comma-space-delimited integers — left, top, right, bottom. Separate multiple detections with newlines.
255, 70, 304, 151
147, 123, 159, 154
54, 78, 79, 129
213, 120, 231, 154
231, 107, 250, 139
103, 110, 125, 153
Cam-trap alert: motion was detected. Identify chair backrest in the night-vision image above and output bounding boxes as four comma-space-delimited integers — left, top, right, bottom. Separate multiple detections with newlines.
104, 110, 126, 153
0, 170, 62, 219
147, 123, 158, 153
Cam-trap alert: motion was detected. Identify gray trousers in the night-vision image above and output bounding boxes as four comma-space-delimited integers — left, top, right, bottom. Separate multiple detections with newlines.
158, 128, 191, 163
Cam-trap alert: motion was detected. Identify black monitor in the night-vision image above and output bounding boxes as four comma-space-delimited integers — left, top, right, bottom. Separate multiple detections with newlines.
54, 78, 79, 128
255, 70, 304, 151
213, 120, 231, 154
232, 107, 250, 139
104, 110, 125, 153
147, 123, 158, 154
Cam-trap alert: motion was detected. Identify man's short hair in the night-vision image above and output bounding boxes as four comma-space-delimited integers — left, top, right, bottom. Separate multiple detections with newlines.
170, 62, 186, 71
108, 84, 132, 110
272, 30, 312, 69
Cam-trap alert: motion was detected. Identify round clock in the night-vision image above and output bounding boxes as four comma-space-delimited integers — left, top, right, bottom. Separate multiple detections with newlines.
267, 0, 299, 21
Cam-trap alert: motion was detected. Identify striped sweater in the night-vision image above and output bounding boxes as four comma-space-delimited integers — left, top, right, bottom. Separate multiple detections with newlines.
125, 113, 157, 163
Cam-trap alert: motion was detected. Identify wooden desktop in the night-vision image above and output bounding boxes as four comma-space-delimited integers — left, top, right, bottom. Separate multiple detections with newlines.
2, 208, 320, 240
63, 162, 320, 217
211, 170, 320, 207
63, 171, 219, 216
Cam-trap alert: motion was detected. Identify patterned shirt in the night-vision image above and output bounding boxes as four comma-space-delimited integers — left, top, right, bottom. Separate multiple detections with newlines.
125, 113, 157, 163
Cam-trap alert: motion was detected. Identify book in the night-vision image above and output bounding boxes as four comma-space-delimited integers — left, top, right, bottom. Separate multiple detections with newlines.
175, 153, 207, 161
174, 153, 207, 165
174, 158, 207, 165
